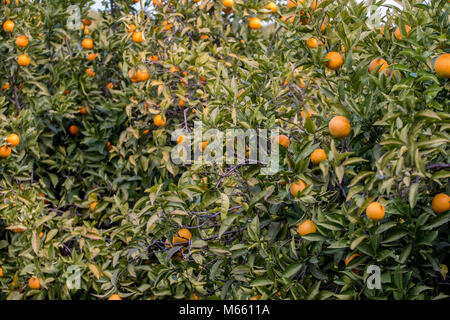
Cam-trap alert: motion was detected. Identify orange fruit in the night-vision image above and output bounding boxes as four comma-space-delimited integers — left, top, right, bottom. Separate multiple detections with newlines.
149, 55, 159, 62
178, 100, 185, 107
81, 38, 93, 49
169, 66, 180, 73
86, 68, 95, 77
2, 82, 10, 90
329, 116, 351, 139
3, 20, 14, 33
298, 219, 317, 236
368, 58, 388, 73
132, 31, 143, 43
177, 135, 185, 144
172, 228, 192, 245
107, 82, 114, 90
28, 277, 41, 290
87, 53, 98, 61
108, 294, 122, 300
0, 145, 12, 158
193, 293, 199, 300
434, 53, 450, 79
90, 201, 98, 212
310, 149, 327, 165
106, 142, 113, 151
153, 114, 166, 127
431, 193, 450, 214
325, 51, 343, 70
142, 129, 150, 135
17, 54, 30, 67
248, 17, 262, 30
287, 0, 297, 8
135, 69, 150, 82
15, 35, 29, 48
82, 18, 92, 26
0, 267, 3, 277
69, 125, 79, 136
127, 24, 136, 33
290, 180, 307, 197
301, 109, 312, 119
199, 141, 209, 152
265, 2, 277, 13
394, 25, 411, 40
345, 253, 361, 266
6, 133, 20, 147
274, 135, 290, 148
222, 0, 233, 8
153, 0, 162, 6
366, 201, 385, 221
307, 37, 318, 48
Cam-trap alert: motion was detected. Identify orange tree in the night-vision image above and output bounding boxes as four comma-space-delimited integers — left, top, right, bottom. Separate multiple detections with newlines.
0, 0, 449, 300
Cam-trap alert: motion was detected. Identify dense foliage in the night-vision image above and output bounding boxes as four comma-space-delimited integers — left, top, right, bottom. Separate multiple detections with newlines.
0, 0, 449, 300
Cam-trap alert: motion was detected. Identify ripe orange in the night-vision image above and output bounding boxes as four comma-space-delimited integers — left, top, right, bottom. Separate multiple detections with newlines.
345, 253, 361, 266
265, 2, 277, 13
3, 20, 14, 33
434, 53, 450, 79
132, 31, 143, 43
169, 66, 180, 73
274, 135, 290, 148
82, 18, 92, 26
222, 0, 233, 8
81, 38, 93, 49
87, 53, 98, 61
366, 201, 385, 221
2, 82, 10, 90
287, 0, 297, 8
199, 141, 209, 152
172, 228, 192, 245
29, 277, 41, 290
6, 133, 20, 147
90, 201, 98, 212
301, 109, 312, 119
17, 54, 30, 67
298, 219, 317, 236
325, 51, 343, 70
86, 68, 95, 77
135, 69, 150, 82
178, 100, 185, 107
0, 267, 3, 277
248, 17, 262, 30
15, 35, 29, 48
368, 58, 388, 73
329, 116, 351, 139
153, 114, 166, 127
307, 37, 318, 49
290, 180, 307, 197
431, 193, 450, 214
108, 294, 122, 300
153, 0, 162, 6
149, 55, 159, 62
177, 135, 185, 144
127, 24, 136, 33
0, 145, 12, 158
107, 82, 114, 90
310, 149, 327, 165
69, 125, 79, 136
394, 25, 411, 40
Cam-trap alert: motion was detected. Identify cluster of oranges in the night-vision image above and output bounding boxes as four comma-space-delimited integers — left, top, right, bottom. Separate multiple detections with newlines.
2, 19, 30, 66
0, 133, 20, 158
